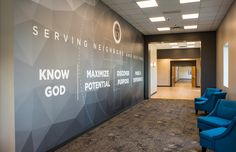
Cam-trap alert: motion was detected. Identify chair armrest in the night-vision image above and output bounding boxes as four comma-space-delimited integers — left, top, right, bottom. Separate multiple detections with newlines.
195, 97, 208, 102
213, 117, 236, 139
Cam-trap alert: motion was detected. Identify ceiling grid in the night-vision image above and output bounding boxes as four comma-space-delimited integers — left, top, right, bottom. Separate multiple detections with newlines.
102, 0, 234, 35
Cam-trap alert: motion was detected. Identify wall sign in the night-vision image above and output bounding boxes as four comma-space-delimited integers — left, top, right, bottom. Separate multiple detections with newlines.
113, 21, 122, 44
14, 0, 144, 152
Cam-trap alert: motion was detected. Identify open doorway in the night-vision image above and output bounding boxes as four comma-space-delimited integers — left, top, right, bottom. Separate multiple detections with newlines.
171, 61, 196, 88
173, 66, 193, 87
149, 41, 201, 100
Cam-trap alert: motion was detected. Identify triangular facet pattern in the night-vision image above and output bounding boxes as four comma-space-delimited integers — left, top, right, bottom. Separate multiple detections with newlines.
14, 0, 144, 152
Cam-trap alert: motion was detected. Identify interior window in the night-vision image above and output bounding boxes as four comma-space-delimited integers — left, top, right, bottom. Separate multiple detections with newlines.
223, 43, 229, 88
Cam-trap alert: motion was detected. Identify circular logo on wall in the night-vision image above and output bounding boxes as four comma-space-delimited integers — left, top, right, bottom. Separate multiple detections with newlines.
113, 21, 122, 44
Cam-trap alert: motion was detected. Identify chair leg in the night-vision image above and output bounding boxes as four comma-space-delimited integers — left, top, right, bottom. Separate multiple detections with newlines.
202, 147, 206, 152
195, 110, 198, 115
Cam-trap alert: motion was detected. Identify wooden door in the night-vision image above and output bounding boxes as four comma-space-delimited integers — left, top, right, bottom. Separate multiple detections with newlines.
192, 66, 196, 87
172, 66, 176, 87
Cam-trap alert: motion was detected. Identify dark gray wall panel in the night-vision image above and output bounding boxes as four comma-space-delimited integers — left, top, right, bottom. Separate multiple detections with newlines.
14, 0, 144, 151
157, 48, 200, 59
171, 60, 196, 66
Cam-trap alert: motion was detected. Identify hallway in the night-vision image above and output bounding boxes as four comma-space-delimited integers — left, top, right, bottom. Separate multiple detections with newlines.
2, 0, 236, 151
151, 80, 200, 100
57, 99, 208, 152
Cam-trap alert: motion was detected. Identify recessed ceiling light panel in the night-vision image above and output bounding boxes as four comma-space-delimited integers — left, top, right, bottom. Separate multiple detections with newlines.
184, 25, 198, 29
182, 13, 199, 19
136, 0, 158, 8
172, 46, 179, 48
187, 42, 196, 45
157, 27, 170, 31
180, 0, 200, 4
187, 45, 195, 48
170, 43, 178, 45
149, 17, 165, 22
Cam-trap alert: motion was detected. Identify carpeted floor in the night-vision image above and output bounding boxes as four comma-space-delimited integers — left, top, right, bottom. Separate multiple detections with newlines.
56, 99, 212, 152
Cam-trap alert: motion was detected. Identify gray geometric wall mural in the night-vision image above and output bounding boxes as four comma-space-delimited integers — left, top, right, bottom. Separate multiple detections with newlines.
14, 0, 144, 151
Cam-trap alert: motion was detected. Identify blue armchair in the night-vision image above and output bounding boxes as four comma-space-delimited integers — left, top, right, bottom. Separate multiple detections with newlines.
195, 88, 222, 102
200, 117, 236, 152
195, 92, 227, 115
198, 100, 236, 131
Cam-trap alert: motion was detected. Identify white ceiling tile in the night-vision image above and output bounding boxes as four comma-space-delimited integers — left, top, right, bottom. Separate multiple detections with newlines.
101, 0, 235, 34
112, 0, 133, 4
200, 7, 219, 14
123, 9, 143, 15
117, 3, 139, 10
201, 0, 222, 7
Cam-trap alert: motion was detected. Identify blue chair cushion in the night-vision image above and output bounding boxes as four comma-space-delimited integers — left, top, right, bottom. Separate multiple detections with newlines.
200, 127, 227, 140
198, 116, 231, 128
200, 127, 227, 150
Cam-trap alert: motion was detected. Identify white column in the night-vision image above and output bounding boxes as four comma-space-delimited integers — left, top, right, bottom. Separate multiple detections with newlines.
0, 0, 15, 151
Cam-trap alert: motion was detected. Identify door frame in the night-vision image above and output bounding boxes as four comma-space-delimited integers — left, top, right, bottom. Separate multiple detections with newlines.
170, 60, 197, 87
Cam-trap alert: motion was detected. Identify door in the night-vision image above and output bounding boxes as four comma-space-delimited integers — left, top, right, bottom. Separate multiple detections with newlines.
172, 66, 176, 87
192, 66, 196, 87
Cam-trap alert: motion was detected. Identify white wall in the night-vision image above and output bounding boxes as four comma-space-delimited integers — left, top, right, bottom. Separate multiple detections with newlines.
217, 1, 236, 100
178, 66, 192, 80
175, 67, 179, 82
157, 59, 170, 86
156, 59, 201, 86
148, 44, 158, 95
0, 0, 15, 151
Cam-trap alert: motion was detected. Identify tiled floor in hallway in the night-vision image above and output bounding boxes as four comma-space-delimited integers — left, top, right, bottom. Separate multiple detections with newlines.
57, 99, 212, 152
151, 80, 201, 100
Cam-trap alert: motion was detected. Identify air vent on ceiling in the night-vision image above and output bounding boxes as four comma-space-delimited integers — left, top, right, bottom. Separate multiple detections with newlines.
163, 10, 181, 15
171, 26, 183, 30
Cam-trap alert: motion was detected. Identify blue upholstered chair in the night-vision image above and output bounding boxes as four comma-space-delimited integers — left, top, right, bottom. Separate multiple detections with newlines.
195, 92, 227, 115
195, 88, 222, 102
200, 117, 236, 152
198, 100, 236, 131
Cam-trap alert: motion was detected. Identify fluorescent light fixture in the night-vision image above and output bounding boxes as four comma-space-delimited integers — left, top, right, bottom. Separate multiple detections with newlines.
154, 62, 157, 67
187, 45, 195, 48
182, 13, 199, 19
149, 17, 165, 22
172, 46, 179, 48
150, 62, 154, 67
170, 43, 178, 45
157, 27, 170, 31
187, 42, 195, 45
184, 25, 198, 29
180, 0, 200, 4
136, 0, 158, 8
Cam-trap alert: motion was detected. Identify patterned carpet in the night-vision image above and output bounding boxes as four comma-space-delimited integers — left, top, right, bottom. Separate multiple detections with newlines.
56, 99, 211, 152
